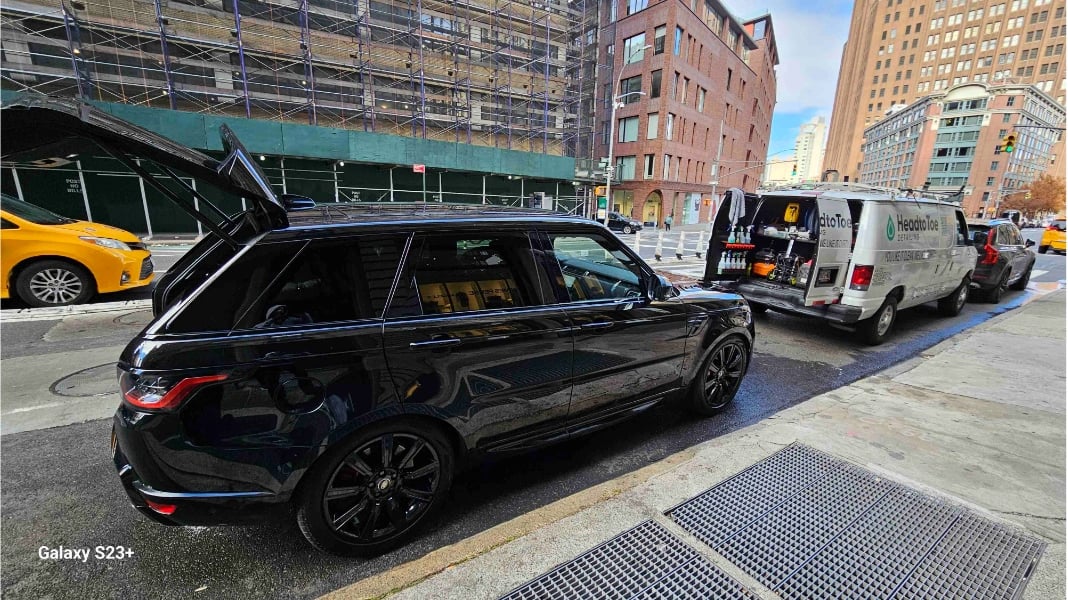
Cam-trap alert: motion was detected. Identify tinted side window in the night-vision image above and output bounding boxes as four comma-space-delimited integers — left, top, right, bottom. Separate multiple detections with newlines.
387, 232, 547, 317
1, 218, 17, 229
547, 232, 643, 301
167, 234, 407, 333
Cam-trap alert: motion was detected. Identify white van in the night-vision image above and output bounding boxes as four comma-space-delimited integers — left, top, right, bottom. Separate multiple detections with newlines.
706, 184, 978, 344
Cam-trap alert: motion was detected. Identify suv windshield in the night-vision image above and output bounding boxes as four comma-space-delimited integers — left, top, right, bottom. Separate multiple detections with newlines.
0, 194, 77, 225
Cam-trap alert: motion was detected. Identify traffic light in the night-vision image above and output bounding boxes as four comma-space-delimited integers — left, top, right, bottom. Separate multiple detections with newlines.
1002, 133, 1017, 153
791, 163, 798, 176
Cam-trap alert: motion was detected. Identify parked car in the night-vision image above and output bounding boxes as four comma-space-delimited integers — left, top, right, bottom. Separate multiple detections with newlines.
2, 98, 755, 556
606, 211, 643, 234
966, 219, 1036, 302
1039, 218, 1066, 254
0, 194, 153, 306
707, 186, 977, 345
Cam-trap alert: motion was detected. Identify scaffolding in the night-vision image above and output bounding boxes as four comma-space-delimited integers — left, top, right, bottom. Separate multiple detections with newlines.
1, 0, 597, 156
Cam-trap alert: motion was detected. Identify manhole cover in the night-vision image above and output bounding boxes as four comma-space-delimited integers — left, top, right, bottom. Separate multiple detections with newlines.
51, 363, 118, 397
667, 443, 1045, 600
499, 520, 754, 600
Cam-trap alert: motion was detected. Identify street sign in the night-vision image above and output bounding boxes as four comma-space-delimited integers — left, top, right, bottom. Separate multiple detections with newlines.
413, 164, 425, 173
597, 196, 607, 209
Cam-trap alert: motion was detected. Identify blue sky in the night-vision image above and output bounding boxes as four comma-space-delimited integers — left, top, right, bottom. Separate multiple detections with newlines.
730, 0, 856, 160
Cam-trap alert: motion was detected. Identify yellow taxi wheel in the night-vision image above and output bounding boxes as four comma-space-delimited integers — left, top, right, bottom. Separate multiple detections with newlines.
15, 260, 95, 307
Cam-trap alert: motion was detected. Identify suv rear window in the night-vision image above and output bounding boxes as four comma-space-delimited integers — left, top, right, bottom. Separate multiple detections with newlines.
167, 233, 408, 333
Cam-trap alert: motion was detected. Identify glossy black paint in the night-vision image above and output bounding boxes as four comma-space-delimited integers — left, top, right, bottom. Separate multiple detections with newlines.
113, 213, 753, 527
967, 219, 1036, 291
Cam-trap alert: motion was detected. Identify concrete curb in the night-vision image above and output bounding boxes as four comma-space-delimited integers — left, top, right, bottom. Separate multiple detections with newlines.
0, 299, 152, 323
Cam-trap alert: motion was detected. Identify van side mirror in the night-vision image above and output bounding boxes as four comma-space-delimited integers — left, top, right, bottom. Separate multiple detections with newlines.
280, 194, 316, 211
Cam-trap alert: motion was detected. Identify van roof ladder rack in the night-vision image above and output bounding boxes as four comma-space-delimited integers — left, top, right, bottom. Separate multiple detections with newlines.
757, 181, 963, 204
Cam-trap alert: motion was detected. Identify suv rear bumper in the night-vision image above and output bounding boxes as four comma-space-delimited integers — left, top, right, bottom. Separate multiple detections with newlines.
734, 281, 863, 324
112, 414, 289, 526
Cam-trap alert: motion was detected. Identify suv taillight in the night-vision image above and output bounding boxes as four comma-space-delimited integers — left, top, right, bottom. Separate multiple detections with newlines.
981, 229, 999, 265
118, 370, 227, 411
849, 265, 874, 291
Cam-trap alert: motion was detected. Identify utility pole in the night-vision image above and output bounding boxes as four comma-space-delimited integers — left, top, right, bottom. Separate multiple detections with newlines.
602, 43, 651, 227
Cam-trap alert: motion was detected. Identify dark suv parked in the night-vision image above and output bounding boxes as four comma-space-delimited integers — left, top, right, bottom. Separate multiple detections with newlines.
966, 218, 1036, 303
3, 98, 755, 556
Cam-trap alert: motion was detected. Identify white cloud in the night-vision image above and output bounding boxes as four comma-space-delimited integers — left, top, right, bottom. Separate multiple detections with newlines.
730, 1, 853, 115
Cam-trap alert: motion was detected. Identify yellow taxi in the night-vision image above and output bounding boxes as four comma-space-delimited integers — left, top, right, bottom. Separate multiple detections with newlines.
1039, 216, 1066, 254
1, 194, 154, 306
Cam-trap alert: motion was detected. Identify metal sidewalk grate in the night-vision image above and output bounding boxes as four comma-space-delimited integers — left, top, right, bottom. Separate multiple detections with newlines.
667, 443, 1046, 600
498, 520, 754, 600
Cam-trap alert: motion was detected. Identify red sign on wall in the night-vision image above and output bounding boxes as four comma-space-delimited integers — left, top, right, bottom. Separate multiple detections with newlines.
413, 164, 425, 173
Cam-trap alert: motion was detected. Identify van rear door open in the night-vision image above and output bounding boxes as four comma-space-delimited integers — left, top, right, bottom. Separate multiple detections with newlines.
806, 196, 853, 307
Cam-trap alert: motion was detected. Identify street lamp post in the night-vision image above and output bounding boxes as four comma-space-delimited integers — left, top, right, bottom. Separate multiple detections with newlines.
602, 44, 651, 227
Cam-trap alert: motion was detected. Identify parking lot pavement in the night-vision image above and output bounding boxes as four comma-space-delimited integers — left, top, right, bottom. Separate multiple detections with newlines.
331, 290, 1066, 600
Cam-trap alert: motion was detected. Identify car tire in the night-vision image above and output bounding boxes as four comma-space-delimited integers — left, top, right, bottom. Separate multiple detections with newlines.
985, 271, 1009, 304
688, 335, 749, 416
748, 301, 769, 314
857, 296, 898, 345
937, 277, 969, 317
1039, 245, 1049, 254
1009, 263, 1032, 291
623, 225, 633, 234
15, 259, 95, 307
296, 420, 454, 556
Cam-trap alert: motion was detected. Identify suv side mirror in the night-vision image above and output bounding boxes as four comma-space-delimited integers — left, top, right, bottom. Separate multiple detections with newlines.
648, 274, 674, 301
1025, 239, 1035, 248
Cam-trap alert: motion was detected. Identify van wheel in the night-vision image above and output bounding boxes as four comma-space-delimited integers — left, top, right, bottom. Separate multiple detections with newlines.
296, 421, 453, 556
1038, 245, 1049, 254
15, 259, 95, 307
688, 335, 749, 416
858, 296, 897, 345
1009, 264, 1032, 290
937, 278, 969, 316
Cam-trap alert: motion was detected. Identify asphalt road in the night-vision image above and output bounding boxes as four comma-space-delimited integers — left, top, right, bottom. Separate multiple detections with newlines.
1, 239, 1057, 599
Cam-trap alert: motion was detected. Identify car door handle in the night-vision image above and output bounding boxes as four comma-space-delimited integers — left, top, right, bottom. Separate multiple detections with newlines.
580, 321, 614, 330
409, 336, 462, 349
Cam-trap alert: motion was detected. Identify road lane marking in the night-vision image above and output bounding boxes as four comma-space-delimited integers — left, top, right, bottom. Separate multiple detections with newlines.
4, 401, 69, 414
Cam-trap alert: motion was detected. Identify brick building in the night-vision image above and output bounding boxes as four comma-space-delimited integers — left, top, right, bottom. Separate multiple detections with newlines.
594, 0, 778, 226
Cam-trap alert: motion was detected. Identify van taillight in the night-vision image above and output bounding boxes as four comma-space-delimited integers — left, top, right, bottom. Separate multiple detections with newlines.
119, 370, 227, 411
981, 230, 999, 265
849, 265, 874, 291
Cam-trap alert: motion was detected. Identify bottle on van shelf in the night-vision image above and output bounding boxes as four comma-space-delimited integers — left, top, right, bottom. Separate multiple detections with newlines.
798, 259, 812, 287
717, 253, 725, 275
727, 228, 736, 244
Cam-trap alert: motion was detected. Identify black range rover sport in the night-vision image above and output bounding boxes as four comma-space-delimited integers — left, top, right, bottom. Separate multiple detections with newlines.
3, 98, 755, 556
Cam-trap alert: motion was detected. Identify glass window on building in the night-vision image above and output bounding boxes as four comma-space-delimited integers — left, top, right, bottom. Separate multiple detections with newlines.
675, 27, 684, 55
647, 113, 659, 138
624, 34, 647, 63
666, 113, 675, 140
620, 75, 642, 103
644, 154, 655, 178
618, 116, 639, 142
627, 0, 649, 15
654, 25, 666, 54
650, 70, 662, 98
616, 156, 637, 180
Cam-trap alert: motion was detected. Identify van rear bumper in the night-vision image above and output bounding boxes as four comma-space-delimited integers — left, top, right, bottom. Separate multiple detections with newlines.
733, 281, 863, 324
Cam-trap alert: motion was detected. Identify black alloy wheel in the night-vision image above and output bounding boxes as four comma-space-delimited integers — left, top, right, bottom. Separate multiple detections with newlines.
689, 336, 748, 416
986, 271, 1010, 304
297, 422, 453, 555
1010, 264, 1032, 290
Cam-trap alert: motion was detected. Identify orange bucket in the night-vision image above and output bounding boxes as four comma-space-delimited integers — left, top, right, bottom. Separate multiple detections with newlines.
752, 262, 775, 277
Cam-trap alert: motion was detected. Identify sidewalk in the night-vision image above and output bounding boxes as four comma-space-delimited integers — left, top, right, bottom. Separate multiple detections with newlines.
328, 290, 1066, 600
